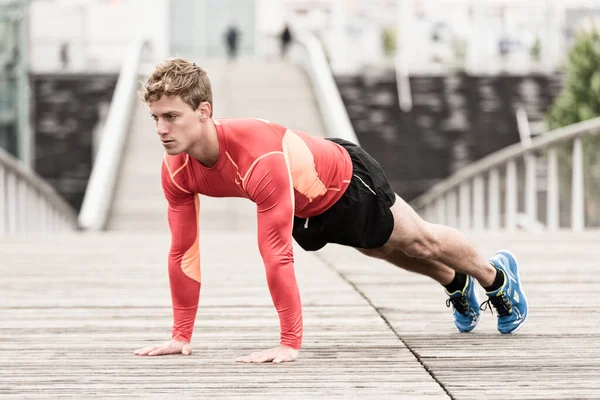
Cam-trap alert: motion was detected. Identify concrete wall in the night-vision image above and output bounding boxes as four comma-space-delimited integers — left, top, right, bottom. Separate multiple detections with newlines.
335, 71, 564, 201
32, 73, 117, 211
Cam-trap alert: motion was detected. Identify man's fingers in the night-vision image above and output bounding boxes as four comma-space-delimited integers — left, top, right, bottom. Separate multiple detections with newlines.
146, 344, 192, 356
148, 346, 176, 356
134, 340, 191, 357
236, 347, 298, 364
255, 354, 275, 363
134, 345, 159, 356
236, 352, 260, 363
147, 348, 168, 356
252, 353, 272, 363
236, 350, 277, 363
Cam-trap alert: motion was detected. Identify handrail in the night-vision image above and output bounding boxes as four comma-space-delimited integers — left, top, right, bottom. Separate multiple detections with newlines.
411, 116, 600, 210
0, 146, 78, 234
78, 38, 148, 231
290, 28, 359, 145
410, 116, 600, 231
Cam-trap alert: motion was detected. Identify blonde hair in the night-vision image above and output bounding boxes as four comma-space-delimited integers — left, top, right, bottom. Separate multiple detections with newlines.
141, 57, 213, 115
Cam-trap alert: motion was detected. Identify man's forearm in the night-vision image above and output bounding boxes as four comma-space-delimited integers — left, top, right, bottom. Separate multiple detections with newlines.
169, 257, 201, 342
165, 194, 201, 342
171, 304, 199, 342
264, 259, 303, 349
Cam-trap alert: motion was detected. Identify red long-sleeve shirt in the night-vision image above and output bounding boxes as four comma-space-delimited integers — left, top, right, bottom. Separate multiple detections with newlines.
162, 118, 352, 349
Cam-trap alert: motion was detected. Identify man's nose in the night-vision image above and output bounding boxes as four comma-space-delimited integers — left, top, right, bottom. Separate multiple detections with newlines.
157, 120, 169, 136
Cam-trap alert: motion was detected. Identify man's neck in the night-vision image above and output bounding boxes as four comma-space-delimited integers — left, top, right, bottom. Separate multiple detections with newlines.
188, 119, 220, 168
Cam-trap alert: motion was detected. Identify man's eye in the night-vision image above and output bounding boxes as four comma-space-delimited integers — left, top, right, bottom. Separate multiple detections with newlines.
166, 115, 175, 120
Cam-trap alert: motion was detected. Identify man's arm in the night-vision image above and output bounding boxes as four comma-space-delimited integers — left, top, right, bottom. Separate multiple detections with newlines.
244, 153, 303, 352
167, 192, 201, 343
135, 159, 200, 356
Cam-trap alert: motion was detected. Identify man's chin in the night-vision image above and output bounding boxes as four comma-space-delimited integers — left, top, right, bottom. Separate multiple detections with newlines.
165, 147, 183, 156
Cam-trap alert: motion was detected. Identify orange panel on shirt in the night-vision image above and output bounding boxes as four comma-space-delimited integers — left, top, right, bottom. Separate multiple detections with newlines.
282, 129, 327, 202
181, 195, 201, 283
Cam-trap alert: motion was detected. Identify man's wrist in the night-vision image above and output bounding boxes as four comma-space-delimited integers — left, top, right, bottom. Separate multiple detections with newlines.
172, 333, 191, 342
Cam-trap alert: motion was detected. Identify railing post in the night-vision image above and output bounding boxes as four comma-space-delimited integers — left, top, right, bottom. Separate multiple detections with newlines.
459, 182, 471, 230
17, 180, 27, 233
488, 168, 500, 230
44, 201, 51, 231
38, 192, 46, 232
447, 190, 458, 228
0, 166, 5, 236
26, 187, 34, 232
572, 137, 584, 231
525, 153, 537, 228
436, 197, 446, 225
473, 175, 485, 230
51, 208, 57, 232
547, 147, 559, 230
424, 205, 434, 222
7, 172, 17, 234
505, 160, 517, 230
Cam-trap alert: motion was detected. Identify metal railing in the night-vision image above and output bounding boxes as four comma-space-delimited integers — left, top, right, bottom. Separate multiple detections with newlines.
289, 28, 359, 145
410, 117, 600, 231
78, 38, 149, 231
0, 146, 78, 235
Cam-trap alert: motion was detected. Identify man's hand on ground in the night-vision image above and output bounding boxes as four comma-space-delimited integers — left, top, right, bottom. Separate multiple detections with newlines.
134, 339, 192, 356
235, 345, 299, 364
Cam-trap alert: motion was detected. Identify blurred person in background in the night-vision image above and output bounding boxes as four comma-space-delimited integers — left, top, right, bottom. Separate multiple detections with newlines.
133, 57, 529, 364
224, 24, 240, 62
279, 23, 292, 60
59, 42, 69, 70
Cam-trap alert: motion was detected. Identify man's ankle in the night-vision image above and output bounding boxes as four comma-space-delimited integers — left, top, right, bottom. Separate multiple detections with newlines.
484, 266, 505, 292
444, 272, 467, 293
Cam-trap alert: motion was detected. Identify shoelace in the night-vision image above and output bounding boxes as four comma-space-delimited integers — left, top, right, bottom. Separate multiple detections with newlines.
480, 292, 512, 317
446, 295, 469, 315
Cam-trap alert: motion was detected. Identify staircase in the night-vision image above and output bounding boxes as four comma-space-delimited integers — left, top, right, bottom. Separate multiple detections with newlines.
107, 59, 326, 232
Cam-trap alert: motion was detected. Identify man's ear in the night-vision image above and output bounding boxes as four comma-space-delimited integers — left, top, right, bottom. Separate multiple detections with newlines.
198, 102, 212, 121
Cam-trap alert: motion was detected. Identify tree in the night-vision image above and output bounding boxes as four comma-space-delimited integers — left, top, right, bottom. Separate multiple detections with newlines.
382, 27, 396, 57
530, 36, 542, 65
546, 25, 600, 226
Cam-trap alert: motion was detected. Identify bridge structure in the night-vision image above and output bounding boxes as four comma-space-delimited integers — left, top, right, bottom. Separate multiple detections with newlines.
1, 34, 599, 400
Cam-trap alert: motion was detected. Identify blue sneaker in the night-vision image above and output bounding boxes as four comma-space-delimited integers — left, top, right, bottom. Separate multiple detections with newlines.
445, 275, 481, 332
482, 250, 529, 334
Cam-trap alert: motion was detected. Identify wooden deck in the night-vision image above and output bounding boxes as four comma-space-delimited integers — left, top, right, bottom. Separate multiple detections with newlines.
1, 230, 600, 399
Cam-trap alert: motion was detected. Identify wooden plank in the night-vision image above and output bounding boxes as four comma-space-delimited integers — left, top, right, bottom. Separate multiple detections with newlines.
318, 231, 600, 399
0, 231, 448, 399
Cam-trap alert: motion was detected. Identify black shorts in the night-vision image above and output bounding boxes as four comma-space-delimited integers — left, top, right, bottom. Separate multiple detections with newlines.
292, 138, 397, 251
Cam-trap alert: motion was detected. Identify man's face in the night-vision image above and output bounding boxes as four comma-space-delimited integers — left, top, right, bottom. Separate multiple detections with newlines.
150, 95, 201, 155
